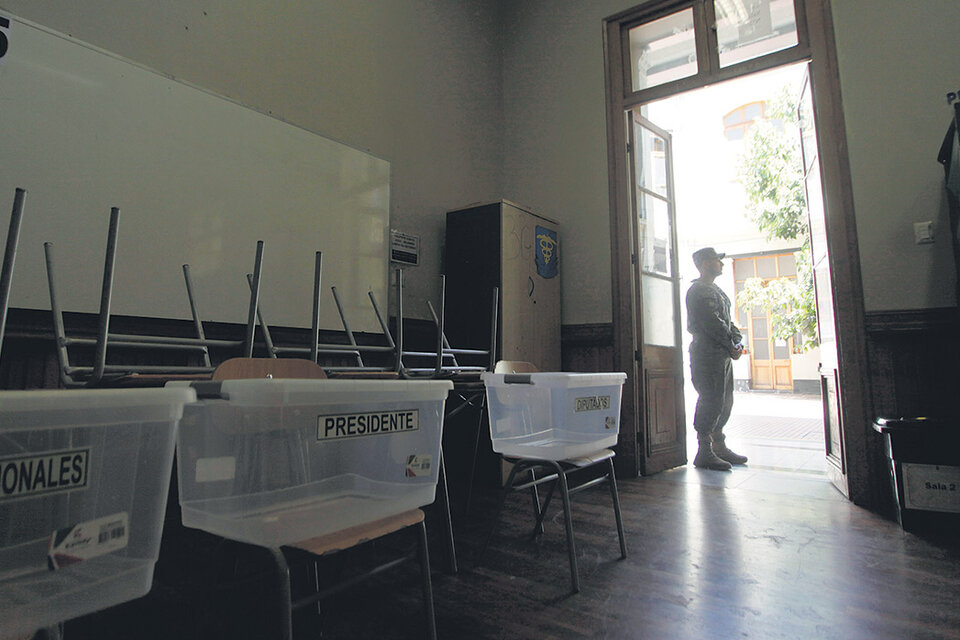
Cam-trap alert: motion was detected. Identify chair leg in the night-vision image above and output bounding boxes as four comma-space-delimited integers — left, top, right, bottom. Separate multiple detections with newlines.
463, 395, 486, 516
416, 520, 439, 640
528, 466, 545, 536
268, 547, 294, 640
606, 457, 627, 559
437, 448, 458, 574
554, 462, 580, 593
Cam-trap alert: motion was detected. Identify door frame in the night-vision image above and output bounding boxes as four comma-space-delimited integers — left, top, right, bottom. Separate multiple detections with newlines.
603, 0, 874, 506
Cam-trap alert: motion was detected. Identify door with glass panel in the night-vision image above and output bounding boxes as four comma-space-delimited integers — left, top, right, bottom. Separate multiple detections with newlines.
627, 110, 686, 474
798, 70, 848, 495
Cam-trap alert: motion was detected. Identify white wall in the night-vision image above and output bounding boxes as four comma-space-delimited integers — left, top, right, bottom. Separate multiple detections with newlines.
500, 0, 628, 325
7, 0, 956, 326
0, 0, 504, 321
501, 0, 960, 324
831, 0, 960, 311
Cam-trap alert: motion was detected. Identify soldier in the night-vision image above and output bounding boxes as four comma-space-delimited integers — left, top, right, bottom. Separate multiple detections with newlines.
686, 247, 749, 471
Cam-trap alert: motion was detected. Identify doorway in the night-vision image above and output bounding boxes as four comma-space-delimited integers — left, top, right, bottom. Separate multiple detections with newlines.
604, 0, 871, 499
641, 62, 826, 475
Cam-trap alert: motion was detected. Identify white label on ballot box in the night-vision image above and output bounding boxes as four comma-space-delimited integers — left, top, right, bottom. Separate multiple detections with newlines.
48, 511, 129, 570
196, 456, 237, 483
0, 447, 89, 501
902, 463, 960, 513
317, 409, 420, 441
406, 454, 433, 477
574, 396, 611, 412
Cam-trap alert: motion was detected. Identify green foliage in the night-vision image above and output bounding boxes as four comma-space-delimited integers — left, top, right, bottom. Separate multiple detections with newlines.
735, 87, 819, 351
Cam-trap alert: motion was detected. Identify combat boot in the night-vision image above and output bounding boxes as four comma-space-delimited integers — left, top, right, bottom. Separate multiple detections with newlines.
693, 434, 732, 471
712, 432, 748, 465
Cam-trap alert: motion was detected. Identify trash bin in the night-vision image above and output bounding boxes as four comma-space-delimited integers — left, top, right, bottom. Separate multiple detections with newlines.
873, 417, 960, 535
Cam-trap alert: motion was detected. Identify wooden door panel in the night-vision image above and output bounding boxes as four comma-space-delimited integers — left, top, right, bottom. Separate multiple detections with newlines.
643, 365, 685, 473
774, 362, 793, 390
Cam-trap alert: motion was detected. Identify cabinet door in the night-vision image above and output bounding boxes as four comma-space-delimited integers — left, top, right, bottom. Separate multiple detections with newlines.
500, 203, 560, 370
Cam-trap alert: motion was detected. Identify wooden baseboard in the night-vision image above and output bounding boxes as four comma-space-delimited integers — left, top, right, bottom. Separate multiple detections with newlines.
864, 307, 958, 333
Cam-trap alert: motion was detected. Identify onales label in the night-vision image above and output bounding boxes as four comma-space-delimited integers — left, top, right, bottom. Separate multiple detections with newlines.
0, 448, 90, 501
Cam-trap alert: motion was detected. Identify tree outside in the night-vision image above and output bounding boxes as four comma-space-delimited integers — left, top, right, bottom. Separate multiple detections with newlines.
736, 87, 818, 351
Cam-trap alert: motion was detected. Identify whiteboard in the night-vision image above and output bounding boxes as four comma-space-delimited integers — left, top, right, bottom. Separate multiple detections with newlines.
0, 12, 389, 332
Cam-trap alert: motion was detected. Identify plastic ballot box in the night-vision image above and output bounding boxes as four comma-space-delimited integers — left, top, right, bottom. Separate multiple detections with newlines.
0, 387, 195, 638
481, 372, 627, 460
173, 378, 453, 547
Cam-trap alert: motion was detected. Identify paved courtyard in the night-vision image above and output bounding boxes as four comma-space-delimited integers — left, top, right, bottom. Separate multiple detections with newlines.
684, 391, 827, 475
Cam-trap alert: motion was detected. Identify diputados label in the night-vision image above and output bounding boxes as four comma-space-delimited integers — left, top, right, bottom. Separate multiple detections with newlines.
0, 448, 89, 501
574, 396, 611, 412
318, 410, 419, 441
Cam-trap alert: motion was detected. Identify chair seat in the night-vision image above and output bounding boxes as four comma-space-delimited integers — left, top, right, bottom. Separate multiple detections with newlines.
507, 448, 616, 469
288, 509, 424, 557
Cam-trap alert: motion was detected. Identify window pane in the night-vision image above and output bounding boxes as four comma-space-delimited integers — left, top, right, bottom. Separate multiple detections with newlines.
642, 276, 677, 347
636, 193, 673, 277
723, 111, 742, 127
752, 318, 768, 340
756, 256, 777, 278
752, 336, 770, 359
634, 124, 669, 198
774, 337, 790, 359
778, 253, 796, 276
725, 127, 744, 141
629, 9, 698, 92
799, 78, 819, 173
715, 0, 799, 68
734, 259, 755, 279
744, 102, 764, 121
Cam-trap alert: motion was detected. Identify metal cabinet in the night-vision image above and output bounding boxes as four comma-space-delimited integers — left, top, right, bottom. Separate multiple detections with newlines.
445, 200, 560, 371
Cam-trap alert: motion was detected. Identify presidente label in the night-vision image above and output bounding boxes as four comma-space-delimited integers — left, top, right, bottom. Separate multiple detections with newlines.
318, 409, 420, 441
0, 448, 90, 501
574, 395, 611, 412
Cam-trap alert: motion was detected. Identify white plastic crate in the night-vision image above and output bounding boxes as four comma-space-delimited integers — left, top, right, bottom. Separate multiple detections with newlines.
174, 378, 453, 547
482, 372, 627, 460
0, 387, 195, 638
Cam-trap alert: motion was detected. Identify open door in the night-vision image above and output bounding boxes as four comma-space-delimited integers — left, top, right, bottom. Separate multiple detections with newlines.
798, 70, 848, 496
627, 109, 686, 475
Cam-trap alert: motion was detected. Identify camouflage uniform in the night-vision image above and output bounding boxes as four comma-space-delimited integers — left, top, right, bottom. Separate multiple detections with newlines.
686, 278, 742, 437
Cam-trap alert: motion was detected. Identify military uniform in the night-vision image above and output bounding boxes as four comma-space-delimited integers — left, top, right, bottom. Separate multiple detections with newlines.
686, 278, 742, 438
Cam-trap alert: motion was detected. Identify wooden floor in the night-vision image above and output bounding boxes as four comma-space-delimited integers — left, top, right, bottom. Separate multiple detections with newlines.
65, 465, 960, 640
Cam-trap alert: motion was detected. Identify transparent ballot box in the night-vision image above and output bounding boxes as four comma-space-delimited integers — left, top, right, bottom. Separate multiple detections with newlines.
174, 378, 453, 547
0, 387, 195, 638
482, 372, 627, 460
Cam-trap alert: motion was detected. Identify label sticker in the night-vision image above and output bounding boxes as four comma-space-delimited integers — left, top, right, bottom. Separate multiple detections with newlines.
406, 454, 433, 478
196, 456, 237, 483
605, 416, 617, 430
0, 448, 90, 502
902, 463, 960, 513
317, 409, 419, 441
534, 225, 558, 279
574, 396, 611, 412
48, 512, 129, 570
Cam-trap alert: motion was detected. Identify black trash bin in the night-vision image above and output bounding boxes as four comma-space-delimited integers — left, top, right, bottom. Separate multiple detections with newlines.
873, 417, 960, 536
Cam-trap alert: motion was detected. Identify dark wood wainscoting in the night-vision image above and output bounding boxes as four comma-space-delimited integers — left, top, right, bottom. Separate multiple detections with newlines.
561, 323, 615, 373
863, 306, 960, 516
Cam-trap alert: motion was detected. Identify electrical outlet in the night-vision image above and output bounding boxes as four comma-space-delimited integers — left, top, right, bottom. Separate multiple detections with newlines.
914, 221, 935, 244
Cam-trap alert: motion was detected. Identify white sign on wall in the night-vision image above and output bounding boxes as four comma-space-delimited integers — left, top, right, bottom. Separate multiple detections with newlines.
902, 463, 960, 513
390, 229, 420, 266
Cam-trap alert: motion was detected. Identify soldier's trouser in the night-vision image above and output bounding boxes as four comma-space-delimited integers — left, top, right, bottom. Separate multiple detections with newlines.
690, 348, 734, 437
